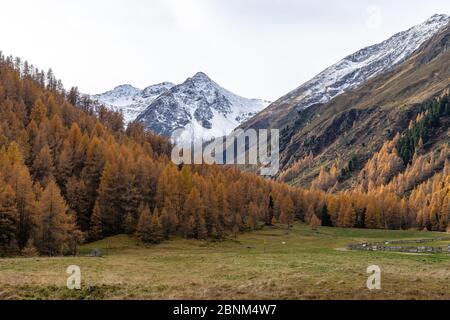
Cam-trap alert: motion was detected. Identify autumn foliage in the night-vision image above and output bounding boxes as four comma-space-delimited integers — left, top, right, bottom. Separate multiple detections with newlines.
0, 53, 313, 255
0, 53, 448, 257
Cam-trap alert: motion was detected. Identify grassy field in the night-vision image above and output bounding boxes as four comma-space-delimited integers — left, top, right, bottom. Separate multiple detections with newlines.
0, 224, 449, 300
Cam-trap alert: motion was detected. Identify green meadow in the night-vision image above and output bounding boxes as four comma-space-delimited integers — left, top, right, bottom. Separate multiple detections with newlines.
0, 224, 449, 300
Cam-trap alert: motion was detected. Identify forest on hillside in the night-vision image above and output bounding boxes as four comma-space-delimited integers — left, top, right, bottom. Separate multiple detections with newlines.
0, 53, 448, 257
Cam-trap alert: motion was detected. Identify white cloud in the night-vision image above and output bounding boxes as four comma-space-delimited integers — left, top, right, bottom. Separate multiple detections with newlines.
163, 0, 218, 30
0, 0, 448, 101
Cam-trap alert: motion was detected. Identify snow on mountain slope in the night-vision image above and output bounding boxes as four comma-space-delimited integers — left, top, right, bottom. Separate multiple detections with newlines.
292, 14, 450, 108
136, 72, 270, 142
242, 13, 450, 130
91, 82, 175, 124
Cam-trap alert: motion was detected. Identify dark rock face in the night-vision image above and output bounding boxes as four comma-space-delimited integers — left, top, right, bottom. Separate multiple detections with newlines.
137, 92, 192, 137
194, 105, 214, 130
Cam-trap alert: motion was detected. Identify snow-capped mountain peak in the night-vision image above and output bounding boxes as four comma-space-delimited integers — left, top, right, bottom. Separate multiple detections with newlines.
242, 14, 450, 131
288, 13, 450, 110
135, 73, 270, 142
91, 73, 270, 142
191, 71, 211, 81
91, 82, 175, 123
142, 82, 175, 98
100, 84, 140, 103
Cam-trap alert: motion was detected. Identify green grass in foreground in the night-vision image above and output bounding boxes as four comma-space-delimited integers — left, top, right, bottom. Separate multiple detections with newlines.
0, 224, 449, 300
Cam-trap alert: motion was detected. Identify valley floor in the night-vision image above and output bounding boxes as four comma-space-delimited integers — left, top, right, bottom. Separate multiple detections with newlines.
0, 224, 449, 300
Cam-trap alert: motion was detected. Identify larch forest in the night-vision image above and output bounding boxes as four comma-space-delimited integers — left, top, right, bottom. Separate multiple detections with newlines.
0, 52, 448, 258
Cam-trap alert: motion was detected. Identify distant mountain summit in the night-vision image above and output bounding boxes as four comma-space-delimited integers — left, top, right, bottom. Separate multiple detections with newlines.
241, 13, 450, 131
92, 82, 175, 124
136, 72, 270, 142
92, 73, 269, 142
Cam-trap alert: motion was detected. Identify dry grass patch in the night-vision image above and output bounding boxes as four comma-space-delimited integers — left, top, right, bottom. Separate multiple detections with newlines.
0, 224, 448, 300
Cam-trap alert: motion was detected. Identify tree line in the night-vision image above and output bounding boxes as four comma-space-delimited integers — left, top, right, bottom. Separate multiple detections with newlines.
0, 53, 302, 256
0, 53, 448, 257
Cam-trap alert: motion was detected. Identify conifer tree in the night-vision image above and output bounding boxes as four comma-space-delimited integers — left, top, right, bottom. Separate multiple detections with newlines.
95, 161, 122, 235
160, 207, 178, 238
149, 209, 164, 243
89, 202, 103, 241
365, 198, 382, 229
35, 180, 79, 256
0, 185, 19, 256
137, 204, 163, 243
136, 203, 152, 242
247, 202, 259, 230
32, 144, 55, 186
279, 195, 295, 230
30, 99, 47, 124
196, 212, 208, 240
11, 165, 36, 249
183, 188, 203, 238
340, 199, 356, 228
266, 195, 275, 226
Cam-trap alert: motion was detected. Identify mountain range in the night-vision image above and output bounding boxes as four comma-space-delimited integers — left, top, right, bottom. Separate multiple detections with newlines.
240, 13, 450, 132
276, 15, 450, 188
92, 82, 175, 124
92, 73, 270, 142
91, 13, 449, 190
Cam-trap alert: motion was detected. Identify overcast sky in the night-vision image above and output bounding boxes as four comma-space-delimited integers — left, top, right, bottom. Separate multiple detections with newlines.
1, 0, 449, 101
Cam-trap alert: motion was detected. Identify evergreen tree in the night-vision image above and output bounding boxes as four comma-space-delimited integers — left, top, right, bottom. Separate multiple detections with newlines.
365, 198, 381, 229
11, 165, 36, 249
279, 195, 295, 230
266, 195, 275, 226
32, 144, 55, 186
89, 202, 103, 241
137, 204, 163, 243
30, 99, 47, 124
183, 188, 203, 238
95, 161, 122, 235
149, 209, 164, 243
0, 185, 19, 256
35, 180, 80, 256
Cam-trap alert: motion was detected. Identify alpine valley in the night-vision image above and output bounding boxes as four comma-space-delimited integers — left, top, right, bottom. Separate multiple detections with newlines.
0, 8, 449, 301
